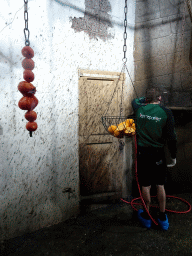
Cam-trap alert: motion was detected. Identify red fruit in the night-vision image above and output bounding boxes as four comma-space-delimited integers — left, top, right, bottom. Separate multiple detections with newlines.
25, 111, 37, 122
23, 70, 34, 82
18, 95, 38, 111
18, 81, 36, 96
26, 122, 38, 131
22, 58, 35, 70
22, 46, 34, 58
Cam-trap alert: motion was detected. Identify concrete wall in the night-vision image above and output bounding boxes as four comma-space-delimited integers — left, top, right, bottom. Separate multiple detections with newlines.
134, 0, 192, 106
133, 0, 192, 193
0, 0, 136, 240
165, 109, 192, 194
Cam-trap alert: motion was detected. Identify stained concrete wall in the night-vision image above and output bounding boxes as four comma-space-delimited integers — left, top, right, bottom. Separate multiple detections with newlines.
0, 0, 136, 240
133, 0, 192, 193
134, 0, 192, 107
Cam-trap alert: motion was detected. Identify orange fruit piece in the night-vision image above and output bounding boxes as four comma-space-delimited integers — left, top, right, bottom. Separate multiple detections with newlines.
108, 125, 117, 134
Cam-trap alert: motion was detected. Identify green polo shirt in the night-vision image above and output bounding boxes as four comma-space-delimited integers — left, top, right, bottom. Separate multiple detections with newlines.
132, 97, 177, 158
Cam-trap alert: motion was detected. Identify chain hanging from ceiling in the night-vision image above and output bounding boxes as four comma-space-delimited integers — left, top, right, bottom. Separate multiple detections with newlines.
101, 0, 138, 139
18, 0, 38, 137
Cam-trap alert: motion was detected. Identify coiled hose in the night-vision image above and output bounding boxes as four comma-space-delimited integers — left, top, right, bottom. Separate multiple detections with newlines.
121, 135, 191, 226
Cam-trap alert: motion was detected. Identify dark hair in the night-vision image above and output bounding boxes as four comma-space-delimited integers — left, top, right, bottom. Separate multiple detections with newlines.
146, 87, 161, 103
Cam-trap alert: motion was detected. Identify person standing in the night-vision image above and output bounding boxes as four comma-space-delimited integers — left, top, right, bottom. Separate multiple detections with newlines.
132, 87, 177, 230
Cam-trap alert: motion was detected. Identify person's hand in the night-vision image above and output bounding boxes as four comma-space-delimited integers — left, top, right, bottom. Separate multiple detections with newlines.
167, 158, 176, 167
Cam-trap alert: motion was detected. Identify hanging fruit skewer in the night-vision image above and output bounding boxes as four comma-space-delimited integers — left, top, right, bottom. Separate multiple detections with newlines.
18, 46, 38, 137
18, 1, 38, 137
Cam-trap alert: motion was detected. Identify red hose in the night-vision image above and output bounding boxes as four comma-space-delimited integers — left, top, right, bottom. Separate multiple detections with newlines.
121, 134, 191, 226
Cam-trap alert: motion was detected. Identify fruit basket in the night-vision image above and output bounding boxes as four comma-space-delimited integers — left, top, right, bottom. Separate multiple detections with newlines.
102, 116, 136, 138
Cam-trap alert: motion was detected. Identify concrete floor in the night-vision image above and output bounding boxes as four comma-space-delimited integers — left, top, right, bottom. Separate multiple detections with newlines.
1, 193, 192, 256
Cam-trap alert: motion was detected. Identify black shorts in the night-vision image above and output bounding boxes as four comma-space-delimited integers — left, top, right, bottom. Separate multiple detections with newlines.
137, 146, 167, 187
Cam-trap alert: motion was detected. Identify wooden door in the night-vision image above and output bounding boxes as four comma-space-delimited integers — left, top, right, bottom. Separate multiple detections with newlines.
79, 70, 125, 197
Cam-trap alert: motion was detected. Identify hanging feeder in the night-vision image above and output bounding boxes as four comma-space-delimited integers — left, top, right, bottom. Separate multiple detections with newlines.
102, 116, 136, 138
18, 0, 38, 137
101, 0, 136, 138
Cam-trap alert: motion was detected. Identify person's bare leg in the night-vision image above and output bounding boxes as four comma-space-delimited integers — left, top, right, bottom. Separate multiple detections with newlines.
156, 185, 166, 212
142, 186, 151, 212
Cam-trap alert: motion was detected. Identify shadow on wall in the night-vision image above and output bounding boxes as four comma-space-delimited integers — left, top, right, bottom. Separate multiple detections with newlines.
165, 110, 192, 194
70, 0, 113, 41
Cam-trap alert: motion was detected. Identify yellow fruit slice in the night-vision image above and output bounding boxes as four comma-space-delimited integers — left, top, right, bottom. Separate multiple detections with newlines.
126, 119, 134, 128
117, 121, 126, 131
124, 125, 136, 136
117, 123, 123, 131
124, 127, 132, 134
129, 119, 134, 125
132, 123, 136, 129
108, 125, 117, 134
125, 119, 130, 127
114, 129, 120, 137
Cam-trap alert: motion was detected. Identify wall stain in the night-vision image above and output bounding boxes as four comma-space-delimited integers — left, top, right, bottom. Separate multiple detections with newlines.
0, 52, 14, 66
79, 143, 110, 196
71, 0, 113, 41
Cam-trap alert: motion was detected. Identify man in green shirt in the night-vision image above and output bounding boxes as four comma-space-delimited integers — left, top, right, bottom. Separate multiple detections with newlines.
132, 87, 177, 230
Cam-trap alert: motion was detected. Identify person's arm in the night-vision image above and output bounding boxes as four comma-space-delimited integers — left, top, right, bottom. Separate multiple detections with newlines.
132, 97, 146, 112
166, 109, 177, 159
162, 107, 177, 166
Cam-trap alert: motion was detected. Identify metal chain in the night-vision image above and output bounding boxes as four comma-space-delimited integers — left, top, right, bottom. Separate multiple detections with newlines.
103, 0, 129, 117
120, 0, 128, 116
119, 65, 125, 117
123, 0, 127, 63
24, 0, 30, 46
